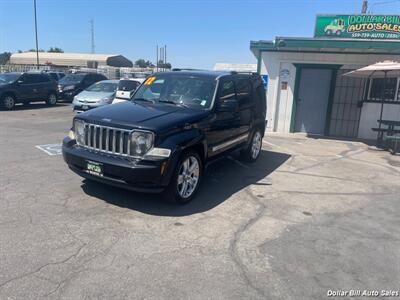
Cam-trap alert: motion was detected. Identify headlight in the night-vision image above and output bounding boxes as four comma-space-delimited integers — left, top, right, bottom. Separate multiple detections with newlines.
100, 96, 113, 104
74, 119, 85, 144
130, 131, 154, 157
64, 85, 75, 91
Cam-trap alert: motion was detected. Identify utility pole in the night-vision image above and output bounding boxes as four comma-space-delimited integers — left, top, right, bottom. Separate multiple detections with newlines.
164, 45, 167, 69
361, 0, 368, 14
90, 19, 95, 54
156, 45, 159, 72
33, 0, 40, 69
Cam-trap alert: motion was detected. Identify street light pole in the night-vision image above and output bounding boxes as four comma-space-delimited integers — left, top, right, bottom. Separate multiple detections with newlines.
33, 0, 40, 69
361, 0, 368, 14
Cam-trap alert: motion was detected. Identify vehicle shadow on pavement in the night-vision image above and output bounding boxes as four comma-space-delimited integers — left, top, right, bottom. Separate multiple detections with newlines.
81, 149, 291, 216
0, 102, 70, 111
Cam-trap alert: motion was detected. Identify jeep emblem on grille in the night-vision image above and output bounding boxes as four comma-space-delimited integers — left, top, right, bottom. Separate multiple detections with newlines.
102, 118, 112, 122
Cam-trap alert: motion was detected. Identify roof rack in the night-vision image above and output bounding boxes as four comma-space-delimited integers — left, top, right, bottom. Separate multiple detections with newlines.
230, 71, 258, 75
171, 68, 208, 72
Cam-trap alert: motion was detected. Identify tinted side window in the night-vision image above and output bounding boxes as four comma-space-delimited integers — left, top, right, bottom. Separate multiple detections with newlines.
21, 74, 36, 84
38, 74, 51, 82
118, 80, 139, 91
83, 75, 94, 84
236, 79, 252, 104
49, 73, 58, 81
219, 80, 235, 100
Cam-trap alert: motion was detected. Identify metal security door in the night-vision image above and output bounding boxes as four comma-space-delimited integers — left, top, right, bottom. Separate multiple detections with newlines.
328, 69, 364, 138
295, 69, 332, 134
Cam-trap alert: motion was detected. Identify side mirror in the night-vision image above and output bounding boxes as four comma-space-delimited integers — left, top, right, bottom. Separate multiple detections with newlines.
216, 98, 238, 112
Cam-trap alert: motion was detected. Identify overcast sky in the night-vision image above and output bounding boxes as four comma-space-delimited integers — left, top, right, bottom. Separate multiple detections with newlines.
0, 0, 399, 68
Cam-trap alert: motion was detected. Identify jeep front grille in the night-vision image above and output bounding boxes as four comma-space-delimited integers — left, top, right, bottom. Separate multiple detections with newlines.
82, 123, 132, 157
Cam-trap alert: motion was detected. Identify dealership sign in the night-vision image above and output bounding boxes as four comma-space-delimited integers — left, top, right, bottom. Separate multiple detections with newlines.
315, 15, 400, 39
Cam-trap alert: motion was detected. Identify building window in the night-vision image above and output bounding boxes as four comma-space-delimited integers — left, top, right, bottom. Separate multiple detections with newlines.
368, 77, 399, 102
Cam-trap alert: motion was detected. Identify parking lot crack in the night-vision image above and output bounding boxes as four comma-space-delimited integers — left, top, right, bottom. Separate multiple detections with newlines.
229, 188, 278, 298
0, 242, 87, 290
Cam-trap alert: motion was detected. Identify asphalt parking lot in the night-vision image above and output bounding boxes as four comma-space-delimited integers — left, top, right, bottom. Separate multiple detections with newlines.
1, 103, 400, 299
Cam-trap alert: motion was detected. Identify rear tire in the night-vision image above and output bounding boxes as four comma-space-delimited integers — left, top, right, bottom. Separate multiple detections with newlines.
1, 94, 16, 110
46, 93, 58, 106
241, 129, 263, 162
164, 150, 202, 204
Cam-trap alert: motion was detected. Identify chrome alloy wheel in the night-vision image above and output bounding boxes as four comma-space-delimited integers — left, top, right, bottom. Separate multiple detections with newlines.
251, 131, 262, 159
177, 155, 200, 198
3, 96, 15, 109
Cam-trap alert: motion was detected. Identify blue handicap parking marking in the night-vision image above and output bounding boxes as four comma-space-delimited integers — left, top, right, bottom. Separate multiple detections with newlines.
36, 144, 62, 156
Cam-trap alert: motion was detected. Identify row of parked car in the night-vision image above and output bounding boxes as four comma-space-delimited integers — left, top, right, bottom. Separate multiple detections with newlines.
0, 70, 144, 110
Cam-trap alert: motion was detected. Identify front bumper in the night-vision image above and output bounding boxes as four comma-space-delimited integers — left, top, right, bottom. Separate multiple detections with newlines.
62, 137, 175, 193
58, 90, 76, 100
72, 101, 108, 112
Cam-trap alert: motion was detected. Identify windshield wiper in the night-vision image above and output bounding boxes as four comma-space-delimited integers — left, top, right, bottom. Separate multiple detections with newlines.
158, 100, 188, 108
132, 98, 155, 104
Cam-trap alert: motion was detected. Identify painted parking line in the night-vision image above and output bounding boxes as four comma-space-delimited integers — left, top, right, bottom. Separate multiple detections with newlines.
35, 144, 62, 156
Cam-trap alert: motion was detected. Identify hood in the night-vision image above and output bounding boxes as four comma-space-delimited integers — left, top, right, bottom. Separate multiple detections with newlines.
78, 101, 209, 133
75, 90, 115, 102
0, 82, 11, 88
58, 82, 79, 86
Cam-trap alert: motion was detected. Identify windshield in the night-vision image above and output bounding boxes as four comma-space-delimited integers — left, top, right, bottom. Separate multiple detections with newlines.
86, 81, 118, 93
133, 75, 217, 109
0, 73, 20, 84
118, 80, 140, 92
59, 74, 85, 84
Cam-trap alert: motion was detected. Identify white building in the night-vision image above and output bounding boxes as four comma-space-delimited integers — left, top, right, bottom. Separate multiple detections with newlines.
9, 52, 133, 68
213, 63, 257, 73
250, 37, 400, 140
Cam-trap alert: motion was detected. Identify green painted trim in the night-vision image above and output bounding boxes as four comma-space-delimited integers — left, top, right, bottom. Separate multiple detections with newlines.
290, 67, 302, 133
251, 49, 400, 56
325, 69, 338, 135
290, 64, 343, 134
256, 50, 262, 74
251, 37, 400, 51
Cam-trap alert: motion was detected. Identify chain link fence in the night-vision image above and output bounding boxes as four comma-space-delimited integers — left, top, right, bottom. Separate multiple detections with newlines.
0, 64, 155, 80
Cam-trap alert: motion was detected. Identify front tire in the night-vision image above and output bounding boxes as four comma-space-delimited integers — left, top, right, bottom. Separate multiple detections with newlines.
165, 151, 202, 204
241, 129, 263, 162
1, 94, 16, 110
46, 93, 58, 106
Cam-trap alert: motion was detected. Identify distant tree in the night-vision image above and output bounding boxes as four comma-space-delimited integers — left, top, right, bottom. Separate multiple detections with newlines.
17, 50, 23, 53
0, 52, 11, 65
48, 47, 64, 53
27, 49, 45, 52
158, 60, 172, 69
135, 59, 155, 68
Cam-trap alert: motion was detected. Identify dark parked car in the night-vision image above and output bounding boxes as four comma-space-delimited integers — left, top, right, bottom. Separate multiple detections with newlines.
58, 72, 107, 101
45, 71, 65, 82
0, 72, 58, 110
62, 71, 267, 203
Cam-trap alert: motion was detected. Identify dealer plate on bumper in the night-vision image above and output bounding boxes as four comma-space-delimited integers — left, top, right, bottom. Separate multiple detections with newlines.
86, 161, 103, 177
